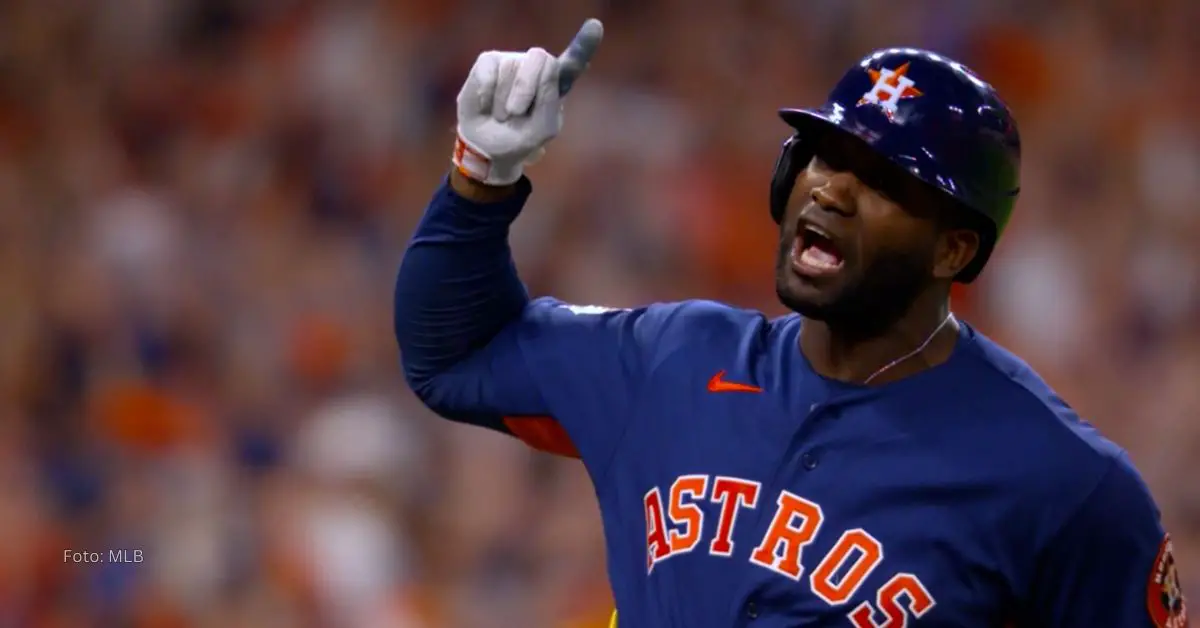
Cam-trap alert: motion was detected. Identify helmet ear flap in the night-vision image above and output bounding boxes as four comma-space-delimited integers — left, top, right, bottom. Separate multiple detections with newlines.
769, 135, 812, 224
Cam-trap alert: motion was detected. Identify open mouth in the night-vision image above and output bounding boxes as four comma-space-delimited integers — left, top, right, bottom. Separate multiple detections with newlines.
792, 224, 845, 278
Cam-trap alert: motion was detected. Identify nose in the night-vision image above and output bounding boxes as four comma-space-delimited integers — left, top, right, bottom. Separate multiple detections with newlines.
810, 171, 858, 217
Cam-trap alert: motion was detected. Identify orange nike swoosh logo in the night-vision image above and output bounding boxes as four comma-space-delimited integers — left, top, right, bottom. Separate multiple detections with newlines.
707, 370, 763, 393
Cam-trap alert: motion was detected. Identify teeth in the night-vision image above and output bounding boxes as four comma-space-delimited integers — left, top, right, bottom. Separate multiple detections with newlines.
804, 224, 833, 240
800, 246, 842, 270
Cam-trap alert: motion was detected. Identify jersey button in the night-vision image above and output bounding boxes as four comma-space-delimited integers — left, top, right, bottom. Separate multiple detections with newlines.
745, 600, 759, 619
801, 452, 819, 470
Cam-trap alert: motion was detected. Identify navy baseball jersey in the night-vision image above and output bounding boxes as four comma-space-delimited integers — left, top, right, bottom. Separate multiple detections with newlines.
394, 178, 1189, 627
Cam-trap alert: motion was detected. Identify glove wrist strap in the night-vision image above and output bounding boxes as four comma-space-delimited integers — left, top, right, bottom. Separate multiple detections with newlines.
452, 135, 492, 183
452, 135, 524, 186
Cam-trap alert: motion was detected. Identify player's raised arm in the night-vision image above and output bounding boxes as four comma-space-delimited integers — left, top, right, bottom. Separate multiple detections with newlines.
394, 21, 681, 474
1021, 453, 1189, 627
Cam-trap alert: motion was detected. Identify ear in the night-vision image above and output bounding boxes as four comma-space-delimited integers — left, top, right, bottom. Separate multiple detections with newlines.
933, 228, 980, 280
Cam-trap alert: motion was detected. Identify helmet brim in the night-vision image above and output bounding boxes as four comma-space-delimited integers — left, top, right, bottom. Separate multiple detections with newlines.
778, 107, 839, 136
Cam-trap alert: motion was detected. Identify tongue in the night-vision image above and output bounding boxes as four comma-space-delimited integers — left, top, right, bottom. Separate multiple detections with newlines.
808, 240, 842, 265
802, 245, 842, 267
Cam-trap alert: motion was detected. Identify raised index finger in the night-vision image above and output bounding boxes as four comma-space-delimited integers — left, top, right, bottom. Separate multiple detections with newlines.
557, 18, 605, 96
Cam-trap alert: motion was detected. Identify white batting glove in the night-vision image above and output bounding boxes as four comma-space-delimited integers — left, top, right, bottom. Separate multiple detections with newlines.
453, 19, 604, 186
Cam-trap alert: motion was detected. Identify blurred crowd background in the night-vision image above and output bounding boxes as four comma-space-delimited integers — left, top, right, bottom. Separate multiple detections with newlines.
1, 0, 1197, 626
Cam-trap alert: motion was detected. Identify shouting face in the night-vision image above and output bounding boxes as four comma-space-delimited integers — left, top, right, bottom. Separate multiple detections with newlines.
774, 131, 980, 337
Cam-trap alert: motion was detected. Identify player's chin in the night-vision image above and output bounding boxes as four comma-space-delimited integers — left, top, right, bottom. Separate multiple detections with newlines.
774, 232, 853, 313
774, 267, 853, 318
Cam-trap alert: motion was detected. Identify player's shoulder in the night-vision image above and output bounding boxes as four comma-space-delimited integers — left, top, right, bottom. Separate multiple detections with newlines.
954, 324, 1126, 473
950, 326, 1158, 546
530, 296, 787, 368
531, 296, 773, 337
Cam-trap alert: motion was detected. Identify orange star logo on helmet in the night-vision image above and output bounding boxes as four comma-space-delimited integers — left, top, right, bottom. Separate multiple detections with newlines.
858, 62, 924, 119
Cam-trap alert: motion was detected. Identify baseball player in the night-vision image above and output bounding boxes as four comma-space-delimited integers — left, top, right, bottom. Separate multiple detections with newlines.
394, 19, 1189, 627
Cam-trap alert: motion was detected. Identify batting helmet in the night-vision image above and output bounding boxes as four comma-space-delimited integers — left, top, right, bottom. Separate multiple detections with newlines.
769, 48, 1021, 283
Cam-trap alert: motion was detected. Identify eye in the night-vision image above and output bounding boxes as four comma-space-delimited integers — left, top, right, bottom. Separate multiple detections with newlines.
872, 186, 897, 204
850, 160, 902, 203
858, 170, 892, 199
812, 135, 851, 173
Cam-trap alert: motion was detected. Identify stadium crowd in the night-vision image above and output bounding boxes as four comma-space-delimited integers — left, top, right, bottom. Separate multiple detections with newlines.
0, 0, 1196, 625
